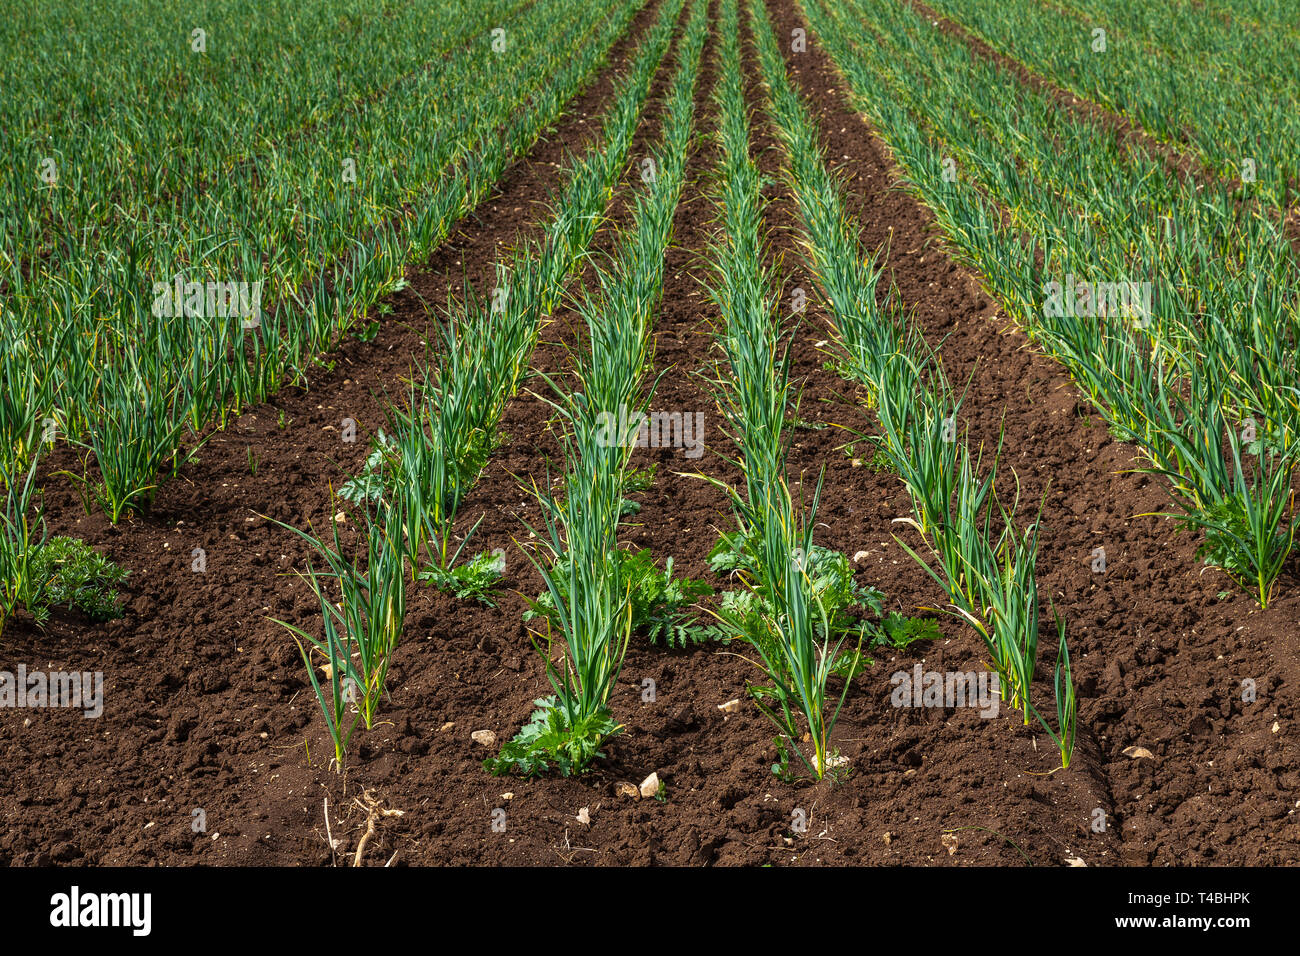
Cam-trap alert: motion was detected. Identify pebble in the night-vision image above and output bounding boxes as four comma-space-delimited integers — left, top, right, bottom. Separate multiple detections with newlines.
639, 773, 660, 799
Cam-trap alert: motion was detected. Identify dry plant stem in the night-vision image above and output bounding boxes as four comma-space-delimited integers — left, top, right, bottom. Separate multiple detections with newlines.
352, 790, 406, 867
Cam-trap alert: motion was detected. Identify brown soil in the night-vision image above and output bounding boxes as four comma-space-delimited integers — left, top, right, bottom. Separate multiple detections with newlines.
1, 0, 1296, 868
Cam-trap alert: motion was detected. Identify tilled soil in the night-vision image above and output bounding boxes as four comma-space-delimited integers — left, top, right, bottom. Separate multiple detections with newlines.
1, 0, 1295, 867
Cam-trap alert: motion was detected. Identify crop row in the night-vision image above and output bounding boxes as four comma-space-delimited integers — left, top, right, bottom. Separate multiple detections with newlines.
701, 0, 859, 780
488, 0, 710, 776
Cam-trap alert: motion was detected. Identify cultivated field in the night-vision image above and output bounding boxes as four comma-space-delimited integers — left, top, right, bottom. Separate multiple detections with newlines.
1, 0, 1298, 867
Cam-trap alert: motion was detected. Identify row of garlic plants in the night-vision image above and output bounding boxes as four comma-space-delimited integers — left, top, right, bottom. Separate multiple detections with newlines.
488, 0, 710, 776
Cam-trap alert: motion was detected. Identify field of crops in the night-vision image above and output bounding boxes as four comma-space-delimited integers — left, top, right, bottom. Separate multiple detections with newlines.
1, 0, 1297, 869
